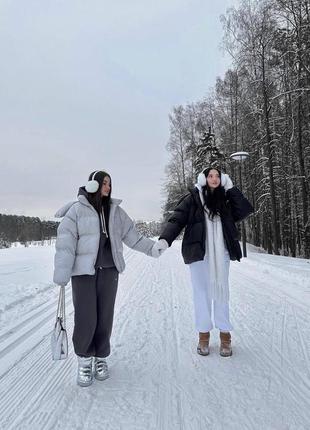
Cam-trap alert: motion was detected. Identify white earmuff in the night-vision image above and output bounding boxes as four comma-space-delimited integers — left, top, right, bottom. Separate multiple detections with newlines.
197, 172, 206, 187
85, 171, 100, 193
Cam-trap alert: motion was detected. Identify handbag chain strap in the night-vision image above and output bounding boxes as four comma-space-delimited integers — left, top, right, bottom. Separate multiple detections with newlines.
62, 286, 66, 329
56, 286, 66, 329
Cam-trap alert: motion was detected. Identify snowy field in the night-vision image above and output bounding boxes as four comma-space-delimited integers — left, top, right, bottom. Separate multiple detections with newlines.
0, 241, 310, 430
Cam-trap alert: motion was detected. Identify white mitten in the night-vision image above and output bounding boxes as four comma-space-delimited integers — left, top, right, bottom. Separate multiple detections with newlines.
221, 173, 233, 191
151, 239, 169, 258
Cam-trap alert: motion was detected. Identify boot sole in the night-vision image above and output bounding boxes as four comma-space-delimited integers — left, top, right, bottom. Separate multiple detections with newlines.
220, 351, 232, 357
77, 379, 94, 387
94, 373, 109, 381
197, 348, 210, 356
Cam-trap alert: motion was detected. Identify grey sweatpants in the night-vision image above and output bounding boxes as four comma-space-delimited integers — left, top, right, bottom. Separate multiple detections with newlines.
71, 267, 119, 358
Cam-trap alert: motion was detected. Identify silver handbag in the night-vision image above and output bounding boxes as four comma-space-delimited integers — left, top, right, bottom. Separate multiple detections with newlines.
51, 286, 68, 360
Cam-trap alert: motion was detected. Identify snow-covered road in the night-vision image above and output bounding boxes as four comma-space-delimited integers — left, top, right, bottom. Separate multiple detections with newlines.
0, 242, 310, 430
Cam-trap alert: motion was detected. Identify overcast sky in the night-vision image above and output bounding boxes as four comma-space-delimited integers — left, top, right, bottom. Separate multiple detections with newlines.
0, 0, 238, 221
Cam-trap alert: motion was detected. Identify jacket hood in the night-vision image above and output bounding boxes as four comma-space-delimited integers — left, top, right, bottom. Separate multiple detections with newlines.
54, 187, 122, 218
54, 201, 77, 218
189, 186, 203, 208
78, 186, 89, 198
77, 186, 122, 207
195, 183, 202, 193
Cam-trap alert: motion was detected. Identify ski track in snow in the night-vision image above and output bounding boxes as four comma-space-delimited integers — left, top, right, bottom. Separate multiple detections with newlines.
0, 243, 310, 429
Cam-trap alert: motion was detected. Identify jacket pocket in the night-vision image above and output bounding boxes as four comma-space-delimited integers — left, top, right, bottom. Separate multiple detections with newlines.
184, 222, 203, 244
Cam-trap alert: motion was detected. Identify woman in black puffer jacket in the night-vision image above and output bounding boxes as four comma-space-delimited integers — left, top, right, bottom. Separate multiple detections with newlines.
154, 167, 254, 357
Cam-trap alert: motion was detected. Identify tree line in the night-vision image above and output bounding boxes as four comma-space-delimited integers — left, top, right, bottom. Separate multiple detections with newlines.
163, 0, 310, 258
0, 213, 162, 249
0, 214, 58, 248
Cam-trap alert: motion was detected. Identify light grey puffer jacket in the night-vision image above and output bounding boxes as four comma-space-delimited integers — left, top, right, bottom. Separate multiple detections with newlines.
53, 193, 155, 286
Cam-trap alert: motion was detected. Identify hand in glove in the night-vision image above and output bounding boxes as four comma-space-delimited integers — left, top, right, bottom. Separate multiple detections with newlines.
221, 173, 233, 191
151, 239, 169, 258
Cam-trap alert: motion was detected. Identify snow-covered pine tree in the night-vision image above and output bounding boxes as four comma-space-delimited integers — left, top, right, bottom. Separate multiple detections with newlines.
195, 127, 225, 175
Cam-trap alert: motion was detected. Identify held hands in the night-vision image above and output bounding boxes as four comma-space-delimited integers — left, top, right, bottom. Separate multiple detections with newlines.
221, 173, 233, 191
151, 239, 169, 258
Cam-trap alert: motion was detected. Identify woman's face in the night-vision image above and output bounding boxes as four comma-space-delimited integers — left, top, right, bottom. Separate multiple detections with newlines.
206, 169, 221, 190
100, 176, 111, 197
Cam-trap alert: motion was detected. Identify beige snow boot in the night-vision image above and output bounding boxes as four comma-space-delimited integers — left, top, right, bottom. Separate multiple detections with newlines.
219, 332, 232, 357
197, 332, 210, 356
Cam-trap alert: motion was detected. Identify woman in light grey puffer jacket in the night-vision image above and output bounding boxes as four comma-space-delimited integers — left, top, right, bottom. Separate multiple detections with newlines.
53, 170, 163, 387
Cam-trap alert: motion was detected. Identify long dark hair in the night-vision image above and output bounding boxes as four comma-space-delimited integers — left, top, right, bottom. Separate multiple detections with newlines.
201, 167, 228, 220
86, 170, 112, 214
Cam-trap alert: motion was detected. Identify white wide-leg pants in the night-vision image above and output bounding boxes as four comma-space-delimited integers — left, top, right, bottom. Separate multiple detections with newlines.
189, 257, 233, 332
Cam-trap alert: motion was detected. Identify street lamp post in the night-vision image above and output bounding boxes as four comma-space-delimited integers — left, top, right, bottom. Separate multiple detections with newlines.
229, 151, 250, 258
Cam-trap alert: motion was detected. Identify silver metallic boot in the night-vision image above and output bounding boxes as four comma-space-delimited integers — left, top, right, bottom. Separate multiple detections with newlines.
94, 357, 109, 381
77, 356, 94, 387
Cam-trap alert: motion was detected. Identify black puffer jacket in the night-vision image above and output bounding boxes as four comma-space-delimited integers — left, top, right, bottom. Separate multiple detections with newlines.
160, 186, 254, 264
